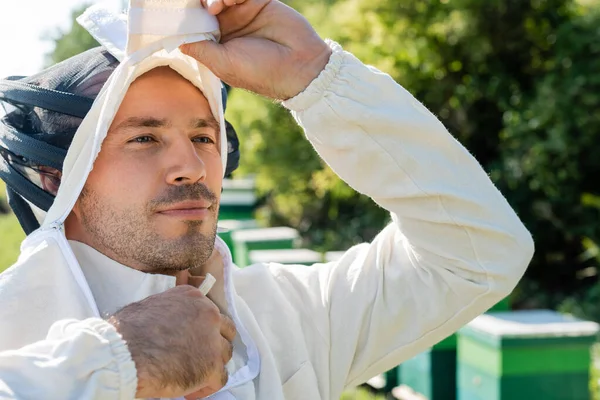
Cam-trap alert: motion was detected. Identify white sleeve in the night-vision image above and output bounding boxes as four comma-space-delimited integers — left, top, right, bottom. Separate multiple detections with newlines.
0, 318, 137, 400
282, 41, 534, 392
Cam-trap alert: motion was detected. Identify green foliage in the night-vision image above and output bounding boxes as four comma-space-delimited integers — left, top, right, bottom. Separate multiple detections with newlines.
227, 0, 392, 251
0, 181, 24, 273
44, 4, 100, 66
226, 89, 390, 251
339, 388, 385, 400
498, 4, 600, 311
228, 0, 600, 315
0, 214, 22, 273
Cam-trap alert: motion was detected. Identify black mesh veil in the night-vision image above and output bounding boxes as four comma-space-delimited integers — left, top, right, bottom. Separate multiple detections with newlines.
0, 46, 240, 235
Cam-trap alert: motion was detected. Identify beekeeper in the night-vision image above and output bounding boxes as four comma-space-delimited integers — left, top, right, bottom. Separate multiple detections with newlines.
0, 0, 534, 399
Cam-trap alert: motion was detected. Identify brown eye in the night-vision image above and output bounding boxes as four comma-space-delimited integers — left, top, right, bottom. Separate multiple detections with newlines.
130, 136, 155, 143
193, 136, 215, 144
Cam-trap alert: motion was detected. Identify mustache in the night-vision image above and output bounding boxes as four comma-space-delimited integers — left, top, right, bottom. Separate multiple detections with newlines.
148, 183, 218, 211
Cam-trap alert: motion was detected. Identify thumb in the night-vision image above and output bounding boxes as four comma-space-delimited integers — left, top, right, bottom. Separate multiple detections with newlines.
180, 41, 231, 80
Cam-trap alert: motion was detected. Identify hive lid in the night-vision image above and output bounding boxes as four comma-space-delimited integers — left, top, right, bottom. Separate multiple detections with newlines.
463, 310, 599, 340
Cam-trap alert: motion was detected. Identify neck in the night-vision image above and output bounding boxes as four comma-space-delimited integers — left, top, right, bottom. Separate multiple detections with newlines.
189, 248, 228, 315
66, 213, 229, 314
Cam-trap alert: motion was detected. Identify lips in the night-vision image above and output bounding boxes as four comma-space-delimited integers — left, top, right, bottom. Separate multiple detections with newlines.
155, 200, 213, 220
156, 200, 212, 212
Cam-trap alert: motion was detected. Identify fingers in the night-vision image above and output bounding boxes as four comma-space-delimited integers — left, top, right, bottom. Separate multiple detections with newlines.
182, 366, 228, 400
180, 41, 232, 83
223, 0, 244, 6
220, 314, 237, 342
169, 283, 206, 298
201, 0, 247, 15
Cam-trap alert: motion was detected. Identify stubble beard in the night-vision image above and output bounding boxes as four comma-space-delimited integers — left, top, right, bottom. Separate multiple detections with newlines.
78, 186, 218, 274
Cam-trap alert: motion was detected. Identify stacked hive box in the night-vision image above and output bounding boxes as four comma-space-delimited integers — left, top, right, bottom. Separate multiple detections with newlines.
231, 227, 300, 267
395, 335, 456, 400
217, 219, 259, 262
220, 178, 328, 269
219, 178, 256, 220
393, 297, 511, 400
457, 310, 599, 400
248, 248, 323, 266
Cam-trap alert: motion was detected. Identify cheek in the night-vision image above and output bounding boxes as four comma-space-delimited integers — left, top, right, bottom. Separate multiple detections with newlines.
85, 152, 155, 205
204, 151, 224, 188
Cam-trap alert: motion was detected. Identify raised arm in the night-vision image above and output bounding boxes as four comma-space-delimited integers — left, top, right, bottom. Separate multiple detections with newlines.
178, 0, 533, 395
279, 41, 533, 392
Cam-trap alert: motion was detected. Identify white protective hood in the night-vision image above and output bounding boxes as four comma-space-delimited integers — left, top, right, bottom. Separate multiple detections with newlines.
14, 2, 260, 398
29, 0, 228, 314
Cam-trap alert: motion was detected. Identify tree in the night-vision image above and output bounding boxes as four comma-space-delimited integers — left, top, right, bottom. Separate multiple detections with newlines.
500, 4, 600, 316
227, 0, 600, 315
44, 4, 101, 66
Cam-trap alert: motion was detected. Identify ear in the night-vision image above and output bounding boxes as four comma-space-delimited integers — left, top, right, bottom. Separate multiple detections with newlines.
63, 201, 83, 241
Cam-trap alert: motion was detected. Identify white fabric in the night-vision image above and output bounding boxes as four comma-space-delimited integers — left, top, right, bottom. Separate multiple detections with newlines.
0, 40, 533, 399
77, 3, 128, 61
70, 241, 176, 317
128, 7, 220, 36
70, 237, 256, 400
467, 310, 600, 338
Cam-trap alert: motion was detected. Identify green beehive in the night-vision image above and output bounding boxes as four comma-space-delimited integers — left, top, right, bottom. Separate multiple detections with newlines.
397, 334, 456, 400
248, 248, 322, 266
395, 297, 511, 400
220, 178, 256, 220
457, 310, 599, 400
231, 227, 299, 267
395, 335, 457, 400
217, 219, 259, 261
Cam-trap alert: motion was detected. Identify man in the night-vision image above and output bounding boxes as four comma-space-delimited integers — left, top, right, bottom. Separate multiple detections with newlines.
0, 0, 534, 399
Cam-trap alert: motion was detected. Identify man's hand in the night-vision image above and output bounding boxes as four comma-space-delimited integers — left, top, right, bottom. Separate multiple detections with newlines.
108, 286, 236, 399
181, 0, 332, 100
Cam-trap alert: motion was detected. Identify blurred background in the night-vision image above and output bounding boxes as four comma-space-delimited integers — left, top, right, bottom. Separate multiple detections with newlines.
1, 0, 600, 399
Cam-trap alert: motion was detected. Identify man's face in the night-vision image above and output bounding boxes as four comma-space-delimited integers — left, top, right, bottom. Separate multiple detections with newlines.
68, 66, 223, 274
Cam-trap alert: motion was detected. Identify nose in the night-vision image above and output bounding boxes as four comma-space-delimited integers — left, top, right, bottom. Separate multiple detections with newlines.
164, 137, 206, 185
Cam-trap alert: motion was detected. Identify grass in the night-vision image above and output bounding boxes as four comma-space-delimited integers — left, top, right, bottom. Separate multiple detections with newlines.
0, 180, 23, 273
341, 388, 385, 400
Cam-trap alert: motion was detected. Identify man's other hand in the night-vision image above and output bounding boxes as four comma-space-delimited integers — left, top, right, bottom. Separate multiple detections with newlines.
182, 0, 332, 100
108, 285, 236, 399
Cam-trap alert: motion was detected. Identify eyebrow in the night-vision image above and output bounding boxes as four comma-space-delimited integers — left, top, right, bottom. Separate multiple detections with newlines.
111, 116, 220, 133
191, 117, 220, 133
111, 117, 171, 132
